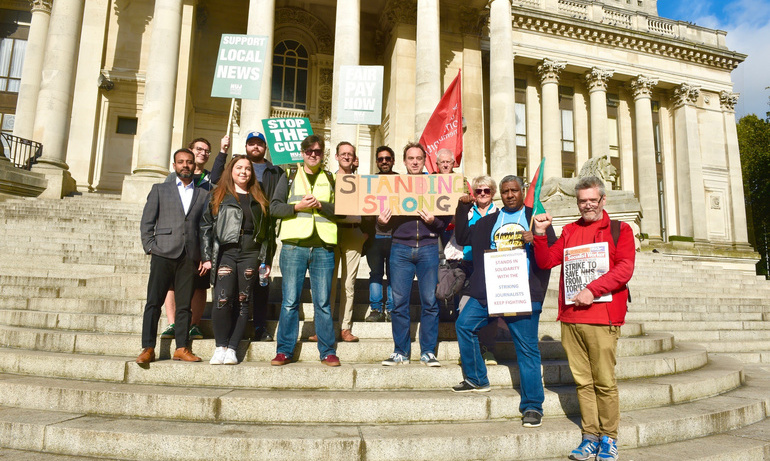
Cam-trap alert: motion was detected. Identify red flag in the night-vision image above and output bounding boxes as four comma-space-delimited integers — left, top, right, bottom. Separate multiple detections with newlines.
419, 70, 463, 173
524, 158, 545, 209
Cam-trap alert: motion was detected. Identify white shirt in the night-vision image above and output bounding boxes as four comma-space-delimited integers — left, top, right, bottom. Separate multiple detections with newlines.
176, 178, 195, 215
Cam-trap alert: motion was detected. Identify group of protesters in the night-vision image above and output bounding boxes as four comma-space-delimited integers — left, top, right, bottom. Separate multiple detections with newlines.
136, 132, 633, 461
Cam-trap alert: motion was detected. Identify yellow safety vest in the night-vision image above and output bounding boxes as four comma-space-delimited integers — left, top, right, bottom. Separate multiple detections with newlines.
279, 167, 337, 245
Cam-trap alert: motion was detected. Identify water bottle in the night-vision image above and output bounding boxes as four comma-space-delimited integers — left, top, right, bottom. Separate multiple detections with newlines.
258, 264, 268, 286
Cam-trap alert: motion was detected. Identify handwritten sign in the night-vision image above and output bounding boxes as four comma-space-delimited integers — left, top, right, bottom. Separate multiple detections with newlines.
334, 173, 465, 216
563, 242, 612, 305
211, 35, 268, 100
261, 117, 314, 165
337, 66, 383, 125
484, 249, 532, 316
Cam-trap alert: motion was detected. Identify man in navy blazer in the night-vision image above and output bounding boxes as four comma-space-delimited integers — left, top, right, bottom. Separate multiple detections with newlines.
137, 148, 209, 363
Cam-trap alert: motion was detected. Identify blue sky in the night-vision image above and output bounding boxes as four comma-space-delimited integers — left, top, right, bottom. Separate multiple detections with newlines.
657, 0, 770, 119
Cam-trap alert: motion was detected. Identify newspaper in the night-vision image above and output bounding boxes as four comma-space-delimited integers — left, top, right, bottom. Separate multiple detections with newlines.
563, 242, 612, 305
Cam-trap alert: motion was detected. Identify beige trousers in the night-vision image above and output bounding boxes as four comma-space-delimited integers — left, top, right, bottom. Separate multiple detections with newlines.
561, 322, 621, 439
330, 227, 366, 330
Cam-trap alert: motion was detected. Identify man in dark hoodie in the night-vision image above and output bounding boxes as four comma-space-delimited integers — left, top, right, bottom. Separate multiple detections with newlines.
452, 175, 556, 431
377, 142, 447, 367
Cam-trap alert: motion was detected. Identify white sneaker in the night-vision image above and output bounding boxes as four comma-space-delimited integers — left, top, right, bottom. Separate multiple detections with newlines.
382, 353, 409, 366
209, 347, 226, 365
223, 348, 239, 365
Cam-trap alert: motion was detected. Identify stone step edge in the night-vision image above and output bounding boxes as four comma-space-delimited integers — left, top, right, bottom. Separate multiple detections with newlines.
0, 383, 766, 461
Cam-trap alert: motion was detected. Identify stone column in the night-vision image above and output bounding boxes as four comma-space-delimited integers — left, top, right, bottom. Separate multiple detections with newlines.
121, 0, 184, 202
585, 67, 613, 158
525, 78, 541, 180
720, 91, 750, 245
573, 81, 590, 172
31, 0, 86, 198
672, 83, 707, 241
13, 0, 52, 140
489, 0, 517, 182
414, 0, 441, 137
630, 75, 661, 240
537, 58, 565, 180
240, 0, 276, 145
330, 0, 360, 173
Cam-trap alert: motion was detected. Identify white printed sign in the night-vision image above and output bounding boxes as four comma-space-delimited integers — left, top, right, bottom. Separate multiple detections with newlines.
484, 249, 532, 316
211, 34, 268, 100
337, 65, 383, 125
563, 242, 612, 305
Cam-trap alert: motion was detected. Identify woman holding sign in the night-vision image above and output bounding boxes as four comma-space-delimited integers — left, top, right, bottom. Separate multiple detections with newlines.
452, 175, 556, 431
200, 156, 272, 365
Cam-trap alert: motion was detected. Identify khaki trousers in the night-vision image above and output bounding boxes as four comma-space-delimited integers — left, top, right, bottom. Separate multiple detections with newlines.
330, 227, 366, 330
561, 322, 620, 439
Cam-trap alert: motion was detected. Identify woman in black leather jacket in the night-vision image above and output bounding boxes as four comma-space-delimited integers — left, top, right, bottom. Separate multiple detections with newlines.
200, 155, 271, 365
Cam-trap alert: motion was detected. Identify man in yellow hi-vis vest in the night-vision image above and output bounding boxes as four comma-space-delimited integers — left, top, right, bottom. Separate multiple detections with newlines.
269, 134, 340, 367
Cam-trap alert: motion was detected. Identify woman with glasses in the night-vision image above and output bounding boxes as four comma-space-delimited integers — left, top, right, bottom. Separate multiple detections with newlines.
200, 155, 272, 365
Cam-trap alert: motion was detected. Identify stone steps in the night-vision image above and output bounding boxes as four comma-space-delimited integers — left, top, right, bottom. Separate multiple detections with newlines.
0, 378, 766, 461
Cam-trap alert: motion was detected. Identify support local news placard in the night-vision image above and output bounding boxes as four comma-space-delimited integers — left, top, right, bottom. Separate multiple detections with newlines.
484, 249, 532, 316
211, 34, 268, 100
261, 117, 313, 165
337, 65, 383, 125
563, 242, 612, 305
334, 173, 465, 216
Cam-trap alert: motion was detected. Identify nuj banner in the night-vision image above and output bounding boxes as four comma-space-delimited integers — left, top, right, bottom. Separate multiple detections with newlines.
211, 34, 268, 100
419, 70, 463, 173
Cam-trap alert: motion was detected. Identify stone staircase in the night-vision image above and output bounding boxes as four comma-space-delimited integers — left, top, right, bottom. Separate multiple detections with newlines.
0, 194, 768, 460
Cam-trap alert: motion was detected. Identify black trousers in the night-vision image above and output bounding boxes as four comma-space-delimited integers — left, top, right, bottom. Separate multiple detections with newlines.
142, 252, 195, 349
212, 241, 259, 349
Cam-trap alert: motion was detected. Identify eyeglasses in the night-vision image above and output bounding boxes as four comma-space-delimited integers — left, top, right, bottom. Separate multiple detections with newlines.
474, 188, 492, 195
194, 147, 211, 154
377, 156, 393, 162
304, 149, 324, 157
338, 153, 354, 159
578, 197, 604, 206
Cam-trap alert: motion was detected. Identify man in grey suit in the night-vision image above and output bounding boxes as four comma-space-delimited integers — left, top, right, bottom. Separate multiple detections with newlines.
137, 148, 210, 363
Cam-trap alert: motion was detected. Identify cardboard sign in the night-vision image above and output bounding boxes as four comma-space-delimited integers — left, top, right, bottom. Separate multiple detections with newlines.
261, 118, 314, 165
484, 249, 532, 316
337, 65, 384, 125
563, 242, 612, 305
211, 34, 268, 100
334, 173, 465, 216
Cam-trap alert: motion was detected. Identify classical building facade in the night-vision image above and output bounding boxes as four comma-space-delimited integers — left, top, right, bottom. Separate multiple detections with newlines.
0, 0, 751, 249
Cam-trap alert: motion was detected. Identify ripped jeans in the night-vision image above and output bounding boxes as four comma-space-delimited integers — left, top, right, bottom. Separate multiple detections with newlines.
212, 240, 260, 349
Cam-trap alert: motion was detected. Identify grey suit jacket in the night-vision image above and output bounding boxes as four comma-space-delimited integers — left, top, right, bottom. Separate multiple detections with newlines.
140, 180, 209, 261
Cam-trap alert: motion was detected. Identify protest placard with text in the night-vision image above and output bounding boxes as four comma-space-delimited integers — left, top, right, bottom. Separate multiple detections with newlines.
261, 118, 314, 165
337, 65, 384, 125
334, 173, 465, 216
563, 242, 612, 305
211, 35, 268, 100
484, 249, 532, 316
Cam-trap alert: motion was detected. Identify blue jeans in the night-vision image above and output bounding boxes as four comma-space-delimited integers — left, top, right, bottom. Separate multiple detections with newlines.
389, 242, 439, 357
456, 297, 544, 414
367, 235, 393, 312
276, 244, 336, 360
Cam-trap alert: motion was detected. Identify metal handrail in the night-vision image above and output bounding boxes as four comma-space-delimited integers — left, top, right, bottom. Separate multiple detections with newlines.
0, 133, 42, 171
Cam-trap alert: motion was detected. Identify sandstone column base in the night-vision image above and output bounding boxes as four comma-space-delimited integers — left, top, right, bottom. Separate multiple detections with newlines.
121, 174, 165, 203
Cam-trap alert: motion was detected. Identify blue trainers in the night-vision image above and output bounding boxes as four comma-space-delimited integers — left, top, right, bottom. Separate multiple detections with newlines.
382, 353, 409, 366
596, 436, 618, 461
569, 437, 600, 460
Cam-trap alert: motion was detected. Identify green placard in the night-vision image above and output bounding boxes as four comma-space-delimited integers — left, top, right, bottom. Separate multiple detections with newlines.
211, 34, 268, 100
261, 117, 314, 165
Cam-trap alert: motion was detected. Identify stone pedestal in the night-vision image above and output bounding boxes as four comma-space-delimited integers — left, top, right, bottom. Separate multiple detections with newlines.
33, 164, 76, 199
120, 174, 164, 203
0, 159, 48, 200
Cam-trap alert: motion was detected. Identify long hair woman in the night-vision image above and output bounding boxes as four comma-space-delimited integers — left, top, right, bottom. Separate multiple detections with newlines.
200, 155, 272, 364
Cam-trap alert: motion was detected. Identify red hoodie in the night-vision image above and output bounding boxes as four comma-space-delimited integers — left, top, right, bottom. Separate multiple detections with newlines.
533, 210, 635, 325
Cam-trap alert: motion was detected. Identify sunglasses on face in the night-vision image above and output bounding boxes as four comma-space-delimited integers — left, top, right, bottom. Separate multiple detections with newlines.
304, 149, 324, 157
474, 188, 492, 195
377, 156, 393, 162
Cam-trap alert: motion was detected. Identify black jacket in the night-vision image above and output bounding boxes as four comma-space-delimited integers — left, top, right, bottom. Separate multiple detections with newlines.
454, 202, 556, 305
200, 193, 272, 284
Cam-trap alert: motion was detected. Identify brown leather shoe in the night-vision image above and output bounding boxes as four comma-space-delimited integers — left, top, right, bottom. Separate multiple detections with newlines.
341, 329, 359, 342
308, 335, 318, 342
172, 347, 202, 362
136, 347, 155, 363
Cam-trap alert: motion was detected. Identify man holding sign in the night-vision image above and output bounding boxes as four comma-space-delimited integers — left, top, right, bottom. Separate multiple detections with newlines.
452, 175, 556, 430
532, 176, 634, 461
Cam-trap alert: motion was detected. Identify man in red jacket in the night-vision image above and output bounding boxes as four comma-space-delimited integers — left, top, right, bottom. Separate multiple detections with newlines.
532, 176, 635, 461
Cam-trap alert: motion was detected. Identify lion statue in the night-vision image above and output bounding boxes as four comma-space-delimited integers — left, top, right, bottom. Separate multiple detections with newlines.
540, 155, 617, 201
